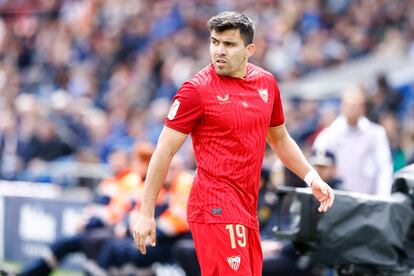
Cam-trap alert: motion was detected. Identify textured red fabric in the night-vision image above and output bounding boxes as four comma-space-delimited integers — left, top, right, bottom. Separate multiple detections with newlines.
190, 222, 263, 276
165, 63, 284, 229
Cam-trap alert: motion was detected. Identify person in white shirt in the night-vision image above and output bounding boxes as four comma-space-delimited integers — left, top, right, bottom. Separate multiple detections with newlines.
313, 86, 393, 196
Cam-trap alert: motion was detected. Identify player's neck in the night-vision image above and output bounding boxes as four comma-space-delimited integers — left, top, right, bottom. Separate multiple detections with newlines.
228, 63, 249, 79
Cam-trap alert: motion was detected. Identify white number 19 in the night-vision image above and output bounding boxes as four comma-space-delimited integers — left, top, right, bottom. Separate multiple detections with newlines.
225, 224, 246, 249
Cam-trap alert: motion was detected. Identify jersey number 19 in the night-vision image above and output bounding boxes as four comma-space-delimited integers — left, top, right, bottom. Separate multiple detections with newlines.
225, 224, 246, 249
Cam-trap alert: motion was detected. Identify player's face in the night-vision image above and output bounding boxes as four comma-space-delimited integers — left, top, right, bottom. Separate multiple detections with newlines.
210, 29, 255, 78
341, 94, 366, 126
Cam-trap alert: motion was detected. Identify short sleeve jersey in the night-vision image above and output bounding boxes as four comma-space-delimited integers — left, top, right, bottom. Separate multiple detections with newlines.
165, 63, 284, 230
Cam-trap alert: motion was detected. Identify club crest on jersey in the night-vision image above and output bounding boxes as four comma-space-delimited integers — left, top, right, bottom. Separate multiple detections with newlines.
258, 89, 268, 103
167, 99, 180, 120
227, 255, 241, 271
216, 94, 230, 104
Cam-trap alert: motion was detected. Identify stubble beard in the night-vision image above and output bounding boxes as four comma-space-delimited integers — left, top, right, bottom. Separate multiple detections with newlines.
214, 63, 231, 76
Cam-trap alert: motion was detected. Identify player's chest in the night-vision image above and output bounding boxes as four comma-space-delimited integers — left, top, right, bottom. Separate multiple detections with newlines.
202, 84, 273, 129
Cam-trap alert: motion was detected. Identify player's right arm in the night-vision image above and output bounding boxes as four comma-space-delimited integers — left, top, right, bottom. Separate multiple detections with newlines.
133, 126, 187, 254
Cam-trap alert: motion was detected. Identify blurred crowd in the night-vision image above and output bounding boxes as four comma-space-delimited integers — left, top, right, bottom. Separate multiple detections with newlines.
0, 0, 413, 185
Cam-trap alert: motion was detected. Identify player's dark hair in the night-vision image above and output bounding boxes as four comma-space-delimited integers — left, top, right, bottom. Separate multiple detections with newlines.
207, 11, 255, 45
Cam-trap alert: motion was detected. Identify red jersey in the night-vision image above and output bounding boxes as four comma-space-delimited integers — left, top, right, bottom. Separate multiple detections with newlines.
165, 63, 284, 230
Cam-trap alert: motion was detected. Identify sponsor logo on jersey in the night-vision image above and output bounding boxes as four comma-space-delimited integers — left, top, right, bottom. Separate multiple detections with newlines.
258, 89, 268, 103
227, 255, 241, 271
167, 99, 180, 120
216, 94, 230, 104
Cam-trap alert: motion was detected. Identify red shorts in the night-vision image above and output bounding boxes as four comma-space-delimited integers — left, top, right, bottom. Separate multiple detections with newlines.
189, 223, 263, 276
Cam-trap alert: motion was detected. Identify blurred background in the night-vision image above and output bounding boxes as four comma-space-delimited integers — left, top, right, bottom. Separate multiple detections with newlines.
0, 0, 413, 275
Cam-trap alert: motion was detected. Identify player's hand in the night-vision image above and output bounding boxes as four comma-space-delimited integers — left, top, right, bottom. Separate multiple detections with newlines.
310, 178, 334, 213
132, 214, 157, 255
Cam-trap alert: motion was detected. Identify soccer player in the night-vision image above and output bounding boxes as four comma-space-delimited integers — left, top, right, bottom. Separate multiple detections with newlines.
133, 11, 334, 276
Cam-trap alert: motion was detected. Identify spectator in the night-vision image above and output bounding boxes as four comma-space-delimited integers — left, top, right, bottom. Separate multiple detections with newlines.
309, 148, 342, 189
22, 116, 75, 164
367, 74, 403, 122
0, 108, 25, 179
313, 86, 393, 196
379, 112, 406, 171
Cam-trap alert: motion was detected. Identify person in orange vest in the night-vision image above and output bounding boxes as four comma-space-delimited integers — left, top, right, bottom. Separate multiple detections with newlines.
80, 142, 163, 233
86, 157, 193, 275
13, 143, 153, 276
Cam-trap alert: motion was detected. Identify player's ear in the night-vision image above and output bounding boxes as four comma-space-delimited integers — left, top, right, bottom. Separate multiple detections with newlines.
246, 43, 255, 58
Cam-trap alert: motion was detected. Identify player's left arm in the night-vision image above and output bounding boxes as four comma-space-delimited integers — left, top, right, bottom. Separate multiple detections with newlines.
266, 125, 334, 212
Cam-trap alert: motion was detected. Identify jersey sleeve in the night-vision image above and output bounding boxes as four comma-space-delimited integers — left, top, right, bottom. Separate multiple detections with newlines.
164, 81, 203, 134
269, 77, 285, 127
